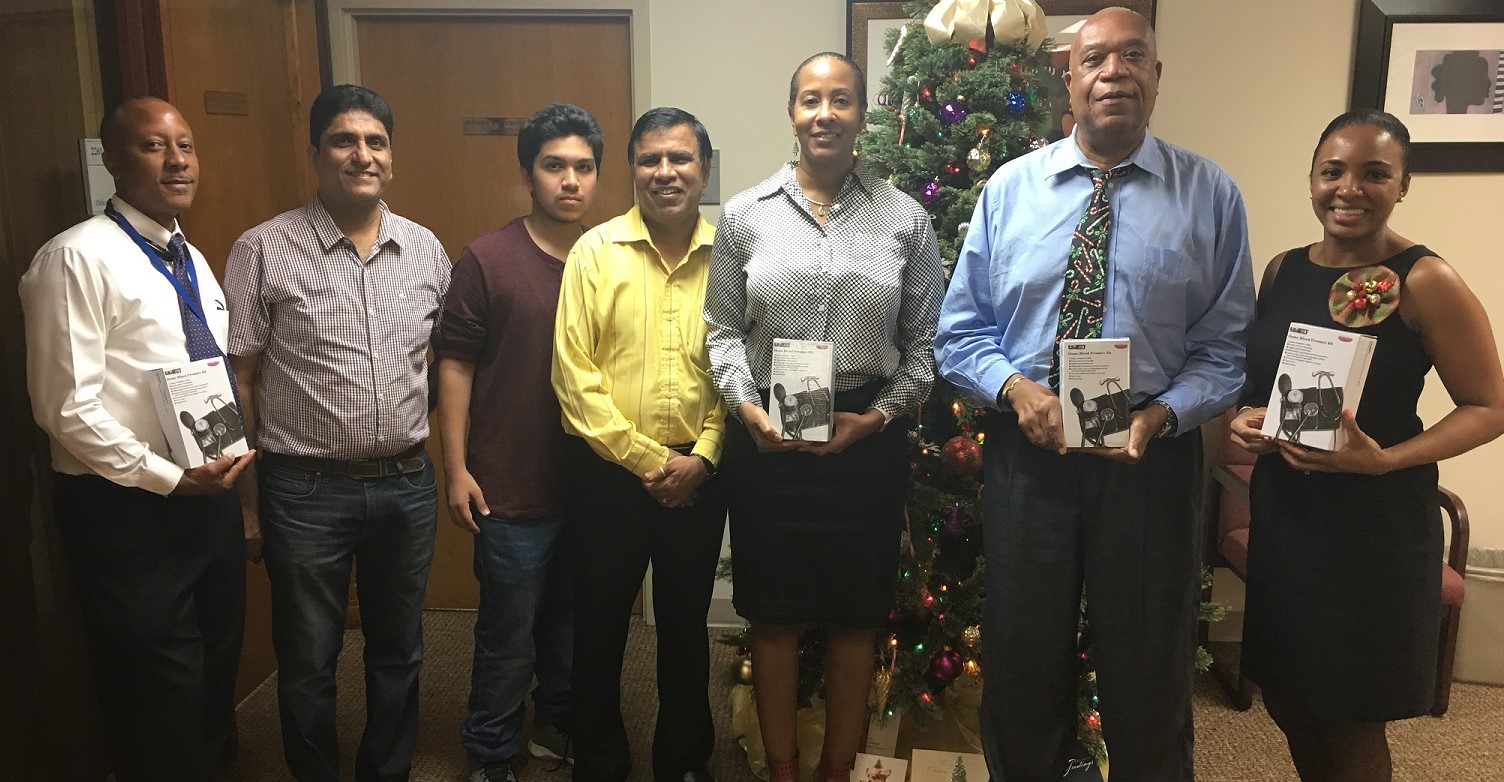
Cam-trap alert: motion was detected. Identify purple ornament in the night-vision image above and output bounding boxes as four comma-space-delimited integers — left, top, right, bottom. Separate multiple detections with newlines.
922, 180, 942, 205
940, 101, 968, 125
944, 506, 964, 536
929, 650, 964, 685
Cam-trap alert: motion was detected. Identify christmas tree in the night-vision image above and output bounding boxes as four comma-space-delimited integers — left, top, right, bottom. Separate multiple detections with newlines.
850, 0, 1058, 735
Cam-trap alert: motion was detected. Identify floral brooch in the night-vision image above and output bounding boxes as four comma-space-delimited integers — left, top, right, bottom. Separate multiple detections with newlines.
1329, 264, 1400, 328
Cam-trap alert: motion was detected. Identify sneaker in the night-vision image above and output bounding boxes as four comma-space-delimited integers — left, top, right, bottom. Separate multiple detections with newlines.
470, 760, 518, 782
527, 724, 574, 765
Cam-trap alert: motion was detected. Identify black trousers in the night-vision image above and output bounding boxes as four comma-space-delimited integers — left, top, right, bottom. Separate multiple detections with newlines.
566, 439, 727, 782
978, 414, 1200, 782
53, 473, 246, 782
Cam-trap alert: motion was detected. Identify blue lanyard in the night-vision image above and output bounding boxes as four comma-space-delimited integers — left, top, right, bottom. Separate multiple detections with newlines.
105, 203, 208, 325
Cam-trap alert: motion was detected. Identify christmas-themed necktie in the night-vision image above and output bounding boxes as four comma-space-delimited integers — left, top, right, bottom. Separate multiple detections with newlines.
1048, 165, 1130, 388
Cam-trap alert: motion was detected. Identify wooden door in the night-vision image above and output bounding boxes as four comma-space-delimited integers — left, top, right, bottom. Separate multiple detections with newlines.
354, 14, 634, 608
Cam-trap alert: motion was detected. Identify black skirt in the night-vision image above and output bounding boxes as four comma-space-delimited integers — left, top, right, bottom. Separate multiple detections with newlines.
722, 382, 908, 627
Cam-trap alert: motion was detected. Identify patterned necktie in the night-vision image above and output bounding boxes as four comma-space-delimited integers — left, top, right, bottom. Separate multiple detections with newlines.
165, 235, 240, 403
165, 235, 220, 361
1048, 165, 1130, 388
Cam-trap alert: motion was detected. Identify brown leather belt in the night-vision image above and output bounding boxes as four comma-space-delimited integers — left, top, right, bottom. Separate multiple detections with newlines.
262, 441, 427, 479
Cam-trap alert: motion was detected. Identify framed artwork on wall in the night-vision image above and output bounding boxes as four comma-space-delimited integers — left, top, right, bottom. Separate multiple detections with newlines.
1351, 0, 1504, 172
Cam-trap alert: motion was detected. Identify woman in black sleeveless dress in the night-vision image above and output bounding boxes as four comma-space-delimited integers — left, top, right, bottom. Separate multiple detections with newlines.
1230, 110, 1504, 781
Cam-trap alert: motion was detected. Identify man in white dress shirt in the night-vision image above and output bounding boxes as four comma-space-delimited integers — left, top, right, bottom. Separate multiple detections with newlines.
20, 97, 253, 782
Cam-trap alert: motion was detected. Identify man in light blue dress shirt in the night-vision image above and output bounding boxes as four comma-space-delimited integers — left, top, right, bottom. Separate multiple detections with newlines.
935, 9, 1254, 781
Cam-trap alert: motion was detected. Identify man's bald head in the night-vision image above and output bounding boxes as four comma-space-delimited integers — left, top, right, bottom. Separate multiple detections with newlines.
1069, 7, 1156, 64
99, 97, 180, 153
99, 98, 199, 230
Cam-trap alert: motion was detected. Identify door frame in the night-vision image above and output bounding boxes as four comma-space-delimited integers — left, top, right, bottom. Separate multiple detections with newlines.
323, 0, 650, 116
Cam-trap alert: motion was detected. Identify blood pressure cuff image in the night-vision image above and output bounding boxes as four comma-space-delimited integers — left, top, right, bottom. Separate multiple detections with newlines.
772, 382, 832, 439
1069, 385, 1131, 447
1276, 373, 1344, 440
180, 397, 244, 460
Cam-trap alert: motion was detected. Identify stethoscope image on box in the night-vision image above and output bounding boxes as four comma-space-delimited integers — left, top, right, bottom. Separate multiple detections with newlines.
772, 376, 833, 440
1275, 370, 1343, 445
1068, 377, 1131, 447
180, 393, 244, 460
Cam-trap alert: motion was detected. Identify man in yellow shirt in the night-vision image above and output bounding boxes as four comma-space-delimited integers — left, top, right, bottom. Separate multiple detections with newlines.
551, 107, 725, 782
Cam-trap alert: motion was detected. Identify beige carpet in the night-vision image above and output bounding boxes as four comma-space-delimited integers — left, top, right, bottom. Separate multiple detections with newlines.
222, 611, 1504, 782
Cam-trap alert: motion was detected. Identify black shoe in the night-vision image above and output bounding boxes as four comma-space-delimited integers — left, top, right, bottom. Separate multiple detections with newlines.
528, 723, 574, 766
471, 760, 519, 782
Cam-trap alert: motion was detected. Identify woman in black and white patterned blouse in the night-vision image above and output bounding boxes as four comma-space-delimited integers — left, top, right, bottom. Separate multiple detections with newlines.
705, 51, 943, 782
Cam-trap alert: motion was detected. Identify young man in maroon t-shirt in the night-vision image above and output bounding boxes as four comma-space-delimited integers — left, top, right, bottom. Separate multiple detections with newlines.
434, 103, 602, 782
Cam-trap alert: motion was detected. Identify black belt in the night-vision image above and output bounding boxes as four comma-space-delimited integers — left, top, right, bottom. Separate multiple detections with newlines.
262, 442, 427, 479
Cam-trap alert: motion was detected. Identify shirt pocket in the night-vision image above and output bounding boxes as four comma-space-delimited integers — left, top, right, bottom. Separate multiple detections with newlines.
1120, 245, 1192, 332
835, 233, 905, 322
840, 232, 904, 286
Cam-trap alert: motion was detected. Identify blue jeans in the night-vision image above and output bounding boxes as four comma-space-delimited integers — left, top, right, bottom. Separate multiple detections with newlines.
461, 515, 573, 763
260, 454, 438, 782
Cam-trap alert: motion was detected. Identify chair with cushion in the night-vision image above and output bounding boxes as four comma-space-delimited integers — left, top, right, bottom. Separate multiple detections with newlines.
1201, 409, 1469, 716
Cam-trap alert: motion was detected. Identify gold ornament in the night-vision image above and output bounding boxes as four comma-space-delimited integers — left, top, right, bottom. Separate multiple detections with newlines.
1364, 280, 1378, 293
962, 625, 981, 648
872, 670, 893, 714
735, 656, 754, 685
1346, 289, 1357, 301
1368, 293, 1381, 306
967, 146, 992, 172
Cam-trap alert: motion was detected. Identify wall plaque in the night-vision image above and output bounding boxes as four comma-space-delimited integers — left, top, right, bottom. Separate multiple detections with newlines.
462, 117, 525, 136
203, 90, 250, 116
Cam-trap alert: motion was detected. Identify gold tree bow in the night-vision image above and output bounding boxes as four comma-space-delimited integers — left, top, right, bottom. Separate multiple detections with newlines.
923, 0, 1047, 48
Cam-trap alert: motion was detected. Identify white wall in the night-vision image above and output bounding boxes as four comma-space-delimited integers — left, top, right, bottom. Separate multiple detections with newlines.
648, 0, 846, 222
647, 0, 1504, 550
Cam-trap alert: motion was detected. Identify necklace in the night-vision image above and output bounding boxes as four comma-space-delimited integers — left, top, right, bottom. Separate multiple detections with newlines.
806, 196, 832, 221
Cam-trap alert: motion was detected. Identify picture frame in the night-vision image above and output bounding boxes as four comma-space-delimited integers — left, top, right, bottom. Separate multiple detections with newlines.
1350, 0, 1504, 172
847, 1, 909, 111
847, 1, 1157, 118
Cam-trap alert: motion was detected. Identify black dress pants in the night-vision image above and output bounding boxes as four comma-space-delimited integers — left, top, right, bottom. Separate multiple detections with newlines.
566, 440, 727, 782
54, 473, 246, 782
978, 413, 1200, 782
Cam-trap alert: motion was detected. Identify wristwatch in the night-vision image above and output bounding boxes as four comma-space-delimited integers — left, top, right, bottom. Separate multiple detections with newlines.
694, 454, 717, 477
1151, 400, 1178, 438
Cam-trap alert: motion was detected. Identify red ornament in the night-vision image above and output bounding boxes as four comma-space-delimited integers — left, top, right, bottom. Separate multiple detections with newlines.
940, 435, 983, 475
944, 162, 963, 176
921, 85, 934, 101
965, 54, 979, 68
1086, 711, 1102, 728
967, 38, 986, 52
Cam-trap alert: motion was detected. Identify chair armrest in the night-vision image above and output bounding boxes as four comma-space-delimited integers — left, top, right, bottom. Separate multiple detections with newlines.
1211, 463, 1250, 505
1440, 485, 1469, 579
